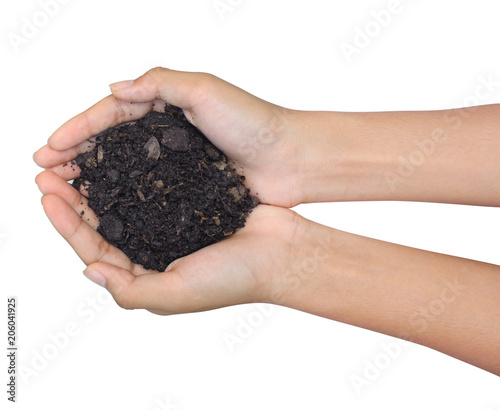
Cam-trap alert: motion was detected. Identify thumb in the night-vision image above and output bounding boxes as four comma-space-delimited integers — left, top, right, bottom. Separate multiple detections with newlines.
109, 67, 205, 109
83, 262, 176, 311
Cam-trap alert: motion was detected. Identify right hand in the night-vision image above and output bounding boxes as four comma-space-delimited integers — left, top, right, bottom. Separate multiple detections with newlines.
34, 67, 303, 207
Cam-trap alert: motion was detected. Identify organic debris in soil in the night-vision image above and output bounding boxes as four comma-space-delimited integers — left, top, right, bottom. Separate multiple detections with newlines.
73, 105, 259, 271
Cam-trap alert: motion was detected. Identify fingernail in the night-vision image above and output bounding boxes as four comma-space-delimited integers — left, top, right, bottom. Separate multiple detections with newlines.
83, 269, 106, 287
109, 80, 134, 91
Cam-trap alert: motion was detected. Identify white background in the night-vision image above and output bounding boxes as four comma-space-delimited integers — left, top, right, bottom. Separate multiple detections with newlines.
2, 0, 500, 408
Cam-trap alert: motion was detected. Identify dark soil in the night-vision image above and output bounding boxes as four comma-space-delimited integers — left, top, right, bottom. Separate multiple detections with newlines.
73, 104, 259, 271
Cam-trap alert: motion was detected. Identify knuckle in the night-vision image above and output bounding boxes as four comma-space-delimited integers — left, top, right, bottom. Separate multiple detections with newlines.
186, 72, 220, 107
144, 67, 168, 86
94, 237, 111, 262
113, 290, 136, 310
67, 217, 85, 242
112, 99, 127, 124
72, 190, 83, 209
147, 66, 167, 77
143, 67, 167, 99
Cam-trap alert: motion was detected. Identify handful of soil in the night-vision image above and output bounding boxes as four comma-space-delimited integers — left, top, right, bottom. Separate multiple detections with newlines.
73, 105, 259, 271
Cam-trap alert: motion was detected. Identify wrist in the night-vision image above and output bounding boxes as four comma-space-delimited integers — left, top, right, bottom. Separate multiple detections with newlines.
265, 214, 343, 309
289, 110, 404, 204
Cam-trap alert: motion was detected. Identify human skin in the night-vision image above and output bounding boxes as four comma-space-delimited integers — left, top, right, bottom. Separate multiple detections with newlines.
34, 67, 500, 375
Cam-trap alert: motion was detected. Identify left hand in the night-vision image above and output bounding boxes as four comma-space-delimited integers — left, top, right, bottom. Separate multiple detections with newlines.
35, 170, 300, 314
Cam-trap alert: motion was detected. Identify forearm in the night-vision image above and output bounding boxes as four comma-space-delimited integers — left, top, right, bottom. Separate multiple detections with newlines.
292, 104, 500, 206
272, 217, 500, 375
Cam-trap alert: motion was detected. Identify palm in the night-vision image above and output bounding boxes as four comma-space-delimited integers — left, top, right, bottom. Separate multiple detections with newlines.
36, 169, 296, 313
148, 205, 295, 313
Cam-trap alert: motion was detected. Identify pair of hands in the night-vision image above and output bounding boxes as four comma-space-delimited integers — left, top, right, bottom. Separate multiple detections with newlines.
34, 67, 308, 315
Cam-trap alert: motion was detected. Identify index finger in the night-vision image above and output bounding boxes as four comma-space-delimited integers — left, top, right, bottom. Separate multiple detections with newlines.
47, 95, 165, 151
